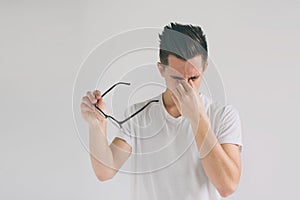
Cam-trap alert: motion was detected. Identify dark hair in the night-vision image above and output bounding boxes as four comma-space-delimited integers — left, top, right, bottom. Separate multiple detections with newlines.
159, 22, 208, 65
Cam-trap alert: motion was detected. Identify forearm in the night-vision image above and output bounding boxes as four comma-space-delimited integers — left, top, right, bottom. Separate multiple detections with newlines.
89, 122, 115, 180
193, 119, 240, 196
201, 142, 240, 196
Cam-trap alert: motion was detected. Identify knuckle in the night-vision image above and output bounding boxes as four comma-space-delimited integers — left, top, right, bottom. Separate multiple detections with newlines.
80, 103, 87, 111
81, 96, 87, 101
94, 90, 101, 98
83, 96, 92, 104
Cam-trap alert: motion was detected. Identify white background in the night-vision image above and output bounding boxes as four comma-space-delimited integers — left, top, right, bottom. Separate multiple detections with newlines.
1, 0, 299, 199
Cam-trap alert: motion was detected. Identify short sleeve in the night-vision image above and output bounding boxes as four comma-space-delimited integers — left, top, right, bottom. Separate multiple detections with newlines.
216, 105, 243, 152
114, 106, 134, 148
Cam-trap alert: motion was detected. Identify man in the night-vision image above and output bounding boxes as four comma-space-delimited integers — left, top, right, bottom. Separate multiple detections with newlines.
81, 22, 243, 199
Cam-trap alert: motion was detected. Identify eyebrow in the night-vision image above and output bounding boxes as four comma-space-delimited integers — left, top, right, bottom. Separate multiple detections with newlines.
170, 75, 185, 80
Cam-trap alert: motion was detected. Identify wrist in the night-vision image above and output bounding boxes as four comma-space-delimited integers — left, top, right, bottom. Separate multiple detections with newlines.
89, 119, 106, 130
191, 115, 210, 135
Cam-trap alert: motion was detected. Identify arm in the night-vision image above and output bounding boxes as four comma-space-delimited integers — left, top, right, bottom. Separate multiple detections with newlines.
81, 90, 132, 182
89, 122, 132, 182
170, 80, 241, 197
194, 119, 241, 197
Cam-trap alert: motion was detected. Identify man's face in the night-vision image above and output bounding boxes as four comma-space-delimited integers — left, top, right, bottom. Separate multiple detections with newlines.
158, 54, 207, 93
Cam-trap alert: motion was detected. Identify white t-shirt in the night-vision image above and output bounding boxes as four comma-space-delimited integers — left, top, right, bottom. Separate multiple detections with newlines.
115, 92, 243, 200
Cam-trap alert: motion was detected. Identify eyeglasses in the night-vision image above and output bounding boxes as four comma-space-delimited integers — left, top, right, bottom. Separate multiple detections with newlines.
93, 82, 159, 129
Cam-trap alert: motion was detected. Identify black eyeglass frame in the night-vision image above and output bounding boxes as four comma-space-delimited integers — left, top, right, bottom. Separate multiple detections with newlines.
93, 82, 159, 129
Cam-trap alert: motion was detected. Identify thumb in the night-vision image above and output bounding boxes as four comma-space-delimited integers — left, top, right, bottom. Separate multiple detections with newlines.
96, 98, 106, 110
171, 92, 181, 111
188, 79, 195, 89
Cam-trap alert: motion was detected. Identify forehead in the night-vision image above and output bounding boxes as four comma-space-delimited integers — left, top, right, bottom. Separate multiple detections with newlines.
168, 54, 203, 75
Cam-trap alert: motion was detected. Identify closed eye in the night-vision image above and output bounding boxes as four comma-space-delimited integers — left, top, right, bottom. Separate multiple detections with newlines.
170, 75, 200, 81
188, 76, 200, 81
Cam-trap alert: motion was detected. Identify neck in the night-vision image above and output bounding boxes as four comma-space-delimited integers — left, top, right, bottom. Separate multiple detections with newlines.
162, 89, 181, 118
162, 89, 174, 107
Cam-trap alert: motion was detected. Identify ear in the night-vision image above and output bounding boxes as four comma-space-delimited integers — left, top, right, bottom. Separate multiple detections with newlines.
157, 62, 165, 78
203, 61, 208, 72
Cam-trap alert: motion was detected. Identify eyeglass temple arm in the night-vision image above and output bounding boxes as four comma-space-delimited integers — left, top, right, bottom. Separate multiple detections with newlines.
101, 82, 130, 97
118, 100, 159, 124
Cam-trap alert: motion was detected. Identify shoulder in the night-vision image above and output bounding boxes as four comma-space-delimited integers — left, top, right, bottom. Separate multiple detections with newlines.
124, 93, 161, 116
126, 94, 161, 112
216, 104, 241, 125
201, 93, 241, 128
201, 93, 240, 119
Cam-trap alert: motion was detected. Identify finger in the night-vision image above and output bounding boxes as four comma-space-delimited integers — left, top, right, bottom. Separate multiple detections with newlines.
86, 91, 97, 104
82, 96, 93, 106
96, 98, 105, 108
81, 101, 96, 114
80, 102, 94, 112
181, 80, 192, 92
189, 79, 197, 90
176, 83, 185, 97
81, 96, 94, 110
171, 92, 179, 105
171, 92, 181, 112
174, 87, 183, 101
179, 82, 186, 93
93, 90, 102, 100
81, 102, 104, 121
82, 97, 98, 112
